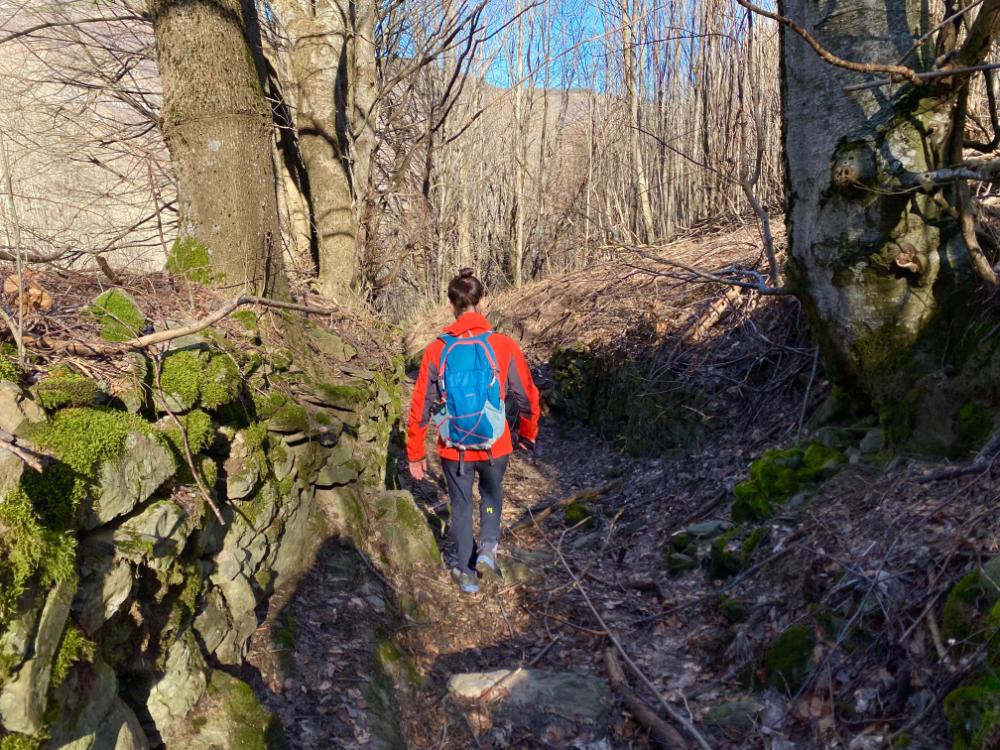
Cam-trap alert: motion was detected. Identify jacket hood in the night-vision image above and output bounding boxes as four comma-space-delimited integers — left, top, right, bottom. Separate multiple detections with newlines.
443, 311, 492, 336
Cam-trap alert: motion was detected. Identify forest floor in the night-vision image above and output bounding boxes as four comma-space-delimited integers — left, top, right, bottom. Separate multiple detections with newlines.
249, 223, 998, 750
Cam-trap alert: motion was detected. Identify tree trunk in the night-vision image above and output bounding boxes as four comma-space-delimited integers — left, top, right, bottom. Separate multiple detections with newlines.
781, 0, 1000, 453
148, 0, 285, 295
268, 0, 380, 303
271, 1, 355, 301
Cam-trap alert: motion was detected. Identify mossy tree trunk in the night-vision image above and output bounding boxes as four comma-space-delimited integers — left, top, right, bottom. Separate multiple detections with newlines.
268, 0, 381, 302
781, 0, 1000, 452
148, 0, 286, 296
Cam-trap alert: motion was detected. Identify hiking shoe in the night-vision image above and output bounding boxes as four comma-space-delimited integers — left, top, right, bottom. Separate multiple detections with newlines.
450, 567, 479, 594
476, 542, 499, 579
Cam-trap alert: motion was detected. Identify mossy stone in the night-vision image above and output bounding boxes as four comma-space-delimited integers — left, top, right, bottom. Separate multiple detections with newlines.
732, 443, 844, 522
34, 371, 101, 410
88, 290, 147, 343
665, 552, 698, 576
945, 671, 1000, 750
200, 355, 241, 410
158, 350, 206, 412
763, 624, 815, 695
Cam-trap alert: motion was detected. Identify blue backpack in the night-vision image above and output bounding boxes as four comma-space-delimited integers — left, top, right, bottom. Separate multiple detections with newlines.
431, 332, 507, 452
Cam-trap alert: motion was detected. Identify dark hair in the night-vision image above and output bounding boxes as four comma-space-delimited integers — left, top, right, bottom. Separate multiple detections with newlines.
447, 268, 484, 311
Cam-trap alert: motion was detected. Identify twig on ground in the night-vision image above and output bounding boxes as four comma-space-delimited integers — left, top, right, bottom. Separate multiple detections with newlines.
546, 538, 714, 750
918, 427, 1000, 482
605, 648, 688, 749
509, 479, 624, 532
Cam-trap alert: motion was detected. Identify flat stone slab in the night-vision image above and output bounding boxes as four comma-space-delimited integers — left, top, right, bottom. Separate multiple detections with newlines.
448, 668, 610, 723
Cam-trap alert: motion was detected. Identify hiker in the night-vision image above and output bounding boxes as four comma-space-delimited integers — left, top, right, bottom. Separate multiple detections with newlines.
407, 268, 541, 594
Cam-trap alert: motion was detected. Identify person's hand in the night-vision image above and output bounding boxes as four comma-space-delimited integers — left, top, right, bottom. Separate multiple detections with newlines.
515, 436, 536, 452
409, 458, 428, 480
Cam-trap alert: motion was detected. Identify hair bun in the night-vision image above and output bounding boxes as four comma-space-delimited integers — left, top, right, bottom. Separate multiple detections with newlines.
459, 267, 475, 279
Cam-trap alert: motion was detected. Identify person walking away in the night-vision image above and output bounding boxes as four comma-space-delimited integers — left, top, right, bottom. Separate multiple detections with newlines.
407, 268, 541, 594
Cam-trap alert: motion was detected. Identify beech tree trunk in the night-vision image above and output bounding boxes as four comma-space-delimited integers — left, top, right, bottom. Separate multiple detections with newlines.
781, 0, 1000, 453
148, 0, 285, 295
268, 0, 379, 302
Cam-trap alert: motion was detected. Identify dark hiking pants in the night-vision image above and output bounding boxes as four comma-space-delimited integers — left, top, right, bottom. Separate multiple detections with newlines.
441, 454, 510, 574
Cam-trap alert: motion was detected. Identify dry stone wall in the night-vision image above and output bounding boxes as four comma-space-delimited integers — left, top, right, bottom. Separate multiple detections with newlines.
0, 311, 433, 750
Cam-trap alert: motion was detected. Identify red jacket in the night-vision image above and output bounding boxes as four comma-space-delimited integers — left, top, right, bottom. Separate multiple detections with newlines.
407, 312, 540, 462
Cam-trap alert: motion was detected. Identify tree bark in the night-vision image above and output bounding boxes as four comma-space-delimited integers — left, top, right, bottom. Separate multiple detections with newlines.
268, 0, 380, 302
781, 0, 1000, 453
148, 0, 285, 296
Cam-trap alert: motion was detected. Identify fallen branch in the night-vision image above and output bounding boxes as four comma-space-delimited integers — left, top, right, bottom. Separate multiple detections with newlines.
617, 244, 790, 296
0, 428, 48, 472
604, 648, 688, 749
44, 295, 337, 355
509, 478, 624, 532
547, 541, 714, 750
917, 426, 1000, 483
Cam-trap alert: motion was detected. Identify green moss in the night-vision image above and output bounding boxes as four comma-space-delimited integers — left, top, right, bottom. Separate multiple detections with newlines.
732, 443, 844, 522
0, 735, 41, 750
376, 638, 424, 690
88, 289, 146, 343
166, 237, 213, 284
709, 528, 744, 579
273, 615, 297, 651
0, 488, 76, 630
34, 370, 101, 410
763, 624, 815, 695
945, 671, 1000, 750
200, 355, 241, 410
175, 563, 204, 619
257, 393, 309, 433
204, 671, 283, 750
0, 355, 23, 383
50, 623, 95, 687
742, 527, 767, 560
199, 456, 219, 489
162, 409, 216, 458
0, 407, 154, 625
269, 349, 293, 372
231, 309, 259, 331
719, 596, 747, 624
943, 561, 1000, 663
313, 381, 369, 407
564, 501, 593, 528
159, 350, 205, 411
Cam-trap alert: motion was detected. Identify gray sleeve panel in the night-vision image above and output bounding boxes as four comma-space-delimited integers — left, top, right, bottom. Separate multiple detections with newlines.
506, 353, 531, 417
419, 356, 439, 428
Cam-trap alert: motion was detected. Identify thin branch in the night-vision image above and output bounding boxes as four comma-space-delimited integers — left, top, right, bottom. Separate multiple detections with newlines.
844, 61, 1000, 93
547, 540, 714, 750
616, 243, 790, 296
734, 0, 921, 84
46, 295, 337, 355
0, 429, 48, 473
